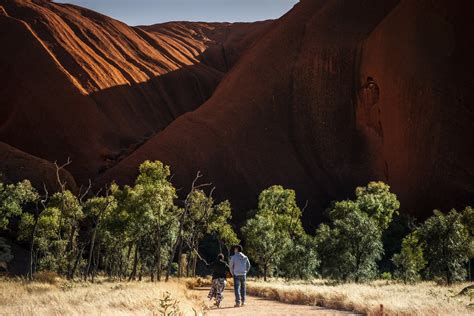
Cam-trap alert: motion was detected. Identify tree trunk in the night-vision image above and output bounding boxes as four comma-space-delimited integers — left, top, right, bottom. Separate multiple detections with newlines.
28, 212, 39, 281
66, 226, 78, 279
70, 246, 84, 280
469, 259, 472, 281
186, 250, 191, 277
192, 253, 197, 277
92, 242, 101, 283
85, 224, 98, 280
156, 228, 162, 281
129, 244, 139, 281
177, 238, 183, 278
166, 212, 185, 281
264, 264, 268, 282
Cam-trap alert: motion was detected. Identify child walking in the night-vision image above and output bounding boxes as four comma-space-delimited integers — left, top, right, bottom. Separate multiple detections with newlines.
205, 253, 231, 308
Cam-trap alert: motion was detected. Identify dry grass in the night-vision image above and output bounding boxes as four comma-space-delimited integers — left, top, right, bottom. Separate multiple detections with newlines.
0, 277, 206, 315
246, 279, 474, 315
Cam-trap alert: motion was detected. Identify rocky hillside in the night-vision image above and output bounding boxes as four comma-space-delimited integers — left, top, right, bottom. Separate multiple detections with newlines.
0, 0, 268, 184
1, 0, 472, 224
97, 0, 474, 224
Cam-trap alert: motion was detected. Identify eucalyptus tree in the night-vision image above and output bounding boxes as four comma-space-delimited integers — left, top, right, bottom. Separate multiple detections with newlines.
243, 185, 306, 280
392, 231, 426, 283
18, 207, 62, 273
316, 182, 400, 282
418, 209, 470, 284
83, 189, 117, 281
0, 178, 38, 274
0, 179, 38, 230
205, 200, 239, 257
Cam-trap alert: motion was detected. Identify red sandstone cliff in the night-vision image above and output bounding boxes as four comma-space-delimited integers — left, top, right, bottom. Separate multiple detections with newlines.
0, 0, 267, 182
97, 0, 474, 223
1, 0, 473, 224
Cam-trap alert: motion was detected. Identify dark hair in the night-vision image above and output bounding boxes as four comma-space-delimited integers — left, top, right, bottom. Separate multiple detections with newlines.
217, 253, 224, 261
234, 245, 243, 252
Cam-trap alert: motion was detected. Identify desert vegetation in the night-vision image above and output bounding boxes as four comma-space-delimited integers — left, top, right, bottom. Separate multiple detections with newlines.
246, 279, 473, 315
1, 160, 238, 283
0, 275, 203, 315
1, 160, 473, 314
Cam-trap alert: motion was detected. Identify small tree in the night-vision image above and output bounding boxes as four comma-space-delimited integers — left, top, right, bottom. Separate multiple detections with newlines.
134, 160, 177, 281
243, 185, 305, 281
83, 191, 117, 281
242, 213, 289, 281
461, 206, 474, 280
392, 231, 426, 283
47, 190, 84, 277
316, 182, 399, 282
418, 209, 470, 284
18, 207, 62, 272
0, 179, 38, 270
0, 179, 38, 230
279, 234, 319, 279
207, 200, 239, 257
334, 208, 383, 282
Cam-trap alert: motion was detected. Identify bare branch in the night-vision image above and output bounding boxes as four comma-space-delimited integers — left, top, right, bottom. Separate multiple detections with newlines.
54, 157, 72, 192
79, 179, 92, 203
301, 200, 309, 214
190, 171, 203, 189
40, 183, 49, 208
193, 249, 208, 265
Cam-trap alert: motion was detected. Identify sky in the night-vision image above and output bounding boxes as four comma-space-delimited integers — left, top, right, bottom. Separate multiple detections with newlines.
54, 0, 299, 26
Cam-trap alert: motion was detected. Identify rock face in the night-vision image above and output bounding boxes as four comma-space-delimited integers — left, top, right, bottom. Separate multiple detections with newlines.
97, 0, 474, 224
0, 0, 268, 183
1, 0, 473, 225
0, 142, 77, 193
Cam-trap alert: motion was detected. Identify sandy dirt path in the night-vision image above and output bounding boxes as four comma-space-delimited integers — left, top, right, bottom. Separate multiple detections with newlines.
191, 287, 358, 315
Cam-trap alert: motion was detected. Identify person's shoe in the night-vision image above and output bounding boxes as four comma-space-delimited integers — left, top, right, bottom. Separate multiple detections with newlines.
241, 302, 245, 306
234, 303, 241, 307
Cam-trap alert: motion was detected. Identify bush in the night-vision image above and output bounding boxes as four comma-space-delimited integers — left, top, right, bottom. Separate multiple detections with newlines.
392, 232, 426, 283
33, 271, 61, 284
418, 210, 470, 284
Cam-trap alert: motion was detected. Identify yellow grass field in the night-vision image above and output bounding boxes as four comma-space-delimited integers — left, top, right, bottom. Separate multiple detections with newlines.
1, 275, 473, 315
0, 276, 205, 316
246, 279, 474, 315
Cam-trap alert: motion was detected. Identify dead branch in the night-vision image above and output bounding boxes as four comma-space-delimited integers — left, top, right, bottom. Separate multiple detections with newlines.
54, 157, 72, 192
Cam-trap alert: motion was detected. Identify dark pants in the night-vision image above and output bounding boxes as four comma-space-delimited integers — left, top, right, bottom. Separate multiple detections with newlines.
233, 275, 246, 304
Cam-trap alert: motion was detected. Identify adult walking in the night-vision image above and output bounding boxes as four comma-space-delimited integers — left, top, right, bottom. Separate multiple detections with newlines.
229, 245, 251, 307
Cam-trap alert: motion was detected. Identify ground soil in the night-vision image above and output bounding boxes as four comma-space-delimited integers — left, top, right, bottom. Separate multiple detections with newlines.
191, 287, 358, 315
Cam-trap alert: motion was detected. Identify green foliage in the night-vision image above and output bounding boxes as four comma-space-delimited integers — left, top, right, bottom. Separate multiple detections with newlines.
461, 206, 474, 259
279, 234, 319, 279
243, 213, 287, 279
207, 200, 239, 252
0, 179, 38, 230
243, 185, 308, 280
257, 185, 304, 236
323, 209, 383, 282
418, 209, 470, 284
330, 182, 400, 231
316, 181, 398, 282
392, 231, 427, 283
18, 207, 65, 271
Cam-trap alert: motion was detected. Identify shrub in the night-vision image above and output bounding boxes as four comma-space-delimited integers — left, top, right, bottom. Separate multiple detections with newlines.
34, 271, 61, 284
392, 232, 426, 283
418, 209, 470, 284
